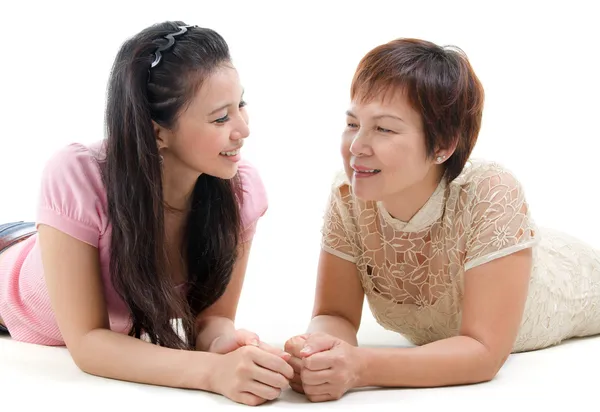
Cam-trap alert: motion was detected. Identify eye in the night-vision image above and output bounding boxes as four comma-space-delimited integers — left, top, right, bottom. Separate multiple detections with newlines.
215, 114, 230, 124
377, 126, 393, 133
347, 123, 359, 129
239, 100, 247, 108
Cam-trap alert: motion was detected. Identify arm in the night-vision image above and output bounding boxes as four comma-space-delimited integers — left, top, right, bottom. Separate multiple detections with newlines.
307, 249, 365, 346
195, 240, 253, 352
356, 247, 532, 388
38, 224, 217, 390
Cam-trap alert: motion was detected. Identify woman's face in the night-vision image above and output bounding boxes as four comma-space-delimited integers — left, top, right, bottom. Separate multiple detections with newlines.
341, 90, 439, 202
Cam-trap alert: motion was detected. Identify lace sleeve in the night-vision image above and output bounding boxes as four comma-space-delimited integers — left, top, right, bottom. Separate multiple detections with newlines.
464, 170, 539, 271
321, 181, 357, 263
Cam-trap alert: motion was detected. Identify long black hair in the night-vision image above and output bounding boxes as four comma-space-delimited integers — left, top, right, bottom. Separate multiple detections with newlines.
102, 21, 243, 349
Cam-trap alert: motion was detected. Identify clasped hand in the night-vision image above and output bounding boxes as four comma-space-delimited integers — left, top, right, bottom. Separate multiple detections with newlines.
208, 329, 294, 406
284, 332, 361, 402
207, 329, 360, 405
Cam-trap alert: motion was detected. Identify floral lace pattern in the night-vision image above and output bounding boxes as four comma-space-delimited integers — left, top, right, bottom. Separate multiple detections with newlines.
322, 160, 600, 352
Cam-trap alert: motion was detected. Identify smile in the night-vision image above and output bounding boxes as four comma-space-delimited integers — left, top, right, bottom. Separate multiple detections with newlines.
220, 149, 240, 156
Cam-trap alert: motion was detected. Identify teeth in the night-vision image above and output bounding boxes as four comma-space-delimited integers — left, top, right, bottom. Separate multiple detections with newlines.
355, 169, 380, 173
220, 149, 240, 156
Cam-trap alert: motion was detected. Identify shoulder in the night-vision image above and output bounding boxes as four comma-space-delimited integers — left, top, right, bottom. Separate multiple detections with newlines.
37, 141, 109, 245
41, 140, 107, 198
449, 159, 526, 204
236, 159, 268, 235
42, 141, 106, 184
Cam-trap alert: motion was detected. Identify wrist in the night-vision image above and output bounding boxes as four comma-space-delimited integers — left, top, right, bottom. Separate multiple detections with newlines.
185, 350, 221, 392
353, 346, 372, 388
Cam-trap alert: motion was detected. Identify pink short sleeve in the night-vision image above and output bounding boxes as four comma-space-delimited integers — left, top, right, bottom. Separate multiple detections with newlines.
36, 143, 108, 247
237, 160, 268, 243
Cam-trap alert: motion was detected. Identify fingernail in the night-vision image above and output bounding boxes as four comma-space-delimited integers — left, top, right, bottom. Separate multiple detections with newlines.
300, 346, 311, 354
250, 339, 259, 346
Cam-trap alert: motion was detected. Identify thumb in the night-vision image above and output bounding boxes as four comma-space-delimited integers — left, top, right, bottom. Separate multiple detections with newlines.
258, 341, 292, 361
235, 329, 260, 347
299, 334, 337, 357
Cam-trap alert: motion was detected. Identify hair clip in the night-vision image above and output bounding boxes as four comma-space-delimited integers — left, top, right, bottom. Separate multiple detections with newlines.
150, 25, 196, 69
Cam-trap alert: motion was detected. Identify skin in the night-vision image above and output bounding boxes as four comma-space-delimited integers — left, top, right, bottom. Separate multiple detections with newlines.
2, 65, 294, 407
284, 90, 533, 402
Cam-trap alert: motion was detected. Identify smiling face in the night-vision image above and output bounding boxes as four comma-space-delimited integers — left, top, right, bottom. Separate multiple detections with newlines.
342, 90, 441, 202
159, 64, 250, 181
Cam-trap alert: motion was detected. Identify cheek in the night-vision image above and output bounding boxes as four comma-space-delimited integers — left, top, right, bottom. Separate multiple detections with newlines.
340, 133, 353, 158
174, 125, 223, 159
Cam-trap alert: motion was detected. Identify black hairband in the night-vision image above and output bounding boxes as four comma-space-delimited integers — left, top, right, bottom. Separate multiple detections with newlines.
149, 25, 196, 69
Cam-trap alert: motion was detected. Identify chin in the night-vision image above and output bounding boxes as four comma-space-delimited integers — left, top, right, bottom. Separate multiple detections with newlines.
212, 164, 239, 180
350, 180, 383, 202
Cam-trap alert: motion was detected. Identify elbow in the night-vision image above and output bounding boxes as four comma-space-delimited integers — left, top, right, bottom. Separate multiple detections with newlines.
64, 330, 103, 376
472, 350, 509, 384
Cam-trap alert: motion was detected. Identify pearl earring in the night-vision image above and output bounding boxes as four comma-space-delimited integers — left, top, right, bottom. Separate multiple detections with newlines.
436, 155, 446, 163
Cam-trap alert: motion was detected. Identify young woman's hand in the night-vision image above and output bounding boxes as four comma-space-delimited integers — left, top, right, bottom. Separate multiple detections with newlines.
208, 328, 261, 354
209, 328, 290, 360
209, 345, 295, 406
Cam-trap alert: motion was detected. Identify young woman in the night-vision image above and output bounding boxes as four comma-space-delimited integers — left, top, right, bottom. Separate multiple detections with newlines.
0, 21, 293, 406
284, 38, 600, 402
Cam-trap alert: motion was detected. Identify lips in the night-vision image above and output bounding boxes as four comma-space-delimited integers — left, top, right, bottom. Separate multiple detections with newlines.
220, 148, 240, 156
352, 164, 381, 173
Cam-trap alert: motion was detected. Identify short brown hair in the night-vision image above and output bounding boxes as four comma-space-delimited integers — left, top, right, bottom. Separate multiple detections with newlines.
350, 38, 485, 181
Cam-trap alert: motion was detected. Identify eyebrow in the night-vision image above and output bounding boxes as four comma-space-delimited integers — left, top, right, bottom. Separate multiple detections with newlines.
208, 90, 245, 116
345, 110, 404, 123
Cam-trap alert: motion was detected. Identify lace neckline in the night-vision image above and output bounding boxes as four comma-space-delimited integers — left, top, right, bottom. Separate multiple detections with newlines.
377, 177, 447, 233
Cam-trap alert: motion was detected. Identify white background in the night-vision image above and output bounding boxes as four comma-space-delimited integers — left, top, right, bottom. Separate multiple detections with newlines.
1, 0, 599, 409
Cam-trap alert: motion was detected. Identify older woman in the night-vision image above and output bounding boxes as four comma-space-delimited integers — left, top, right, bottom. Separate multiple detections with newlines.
285, 38, 600, 403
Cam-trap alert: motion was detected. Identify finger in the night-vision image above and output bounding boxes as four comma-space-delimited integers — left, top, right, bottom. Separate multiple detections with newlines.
235, 393, 267, 407
291, 372, 302, 386
307, 393, 335, 403
251, 363, 290, 390
236, 329, 260, 347
284, 336, 307, 357
245, 381, 282, 401
300, 334, 337, 357
301, 368, 332, 386
302, 383, 335, 397
258, 341, 291, 360
287, 355, 302, 373
290, 382, 305, 394
251, 347, 295, 380
303, 351, 333, 371
210, 334, 245, 354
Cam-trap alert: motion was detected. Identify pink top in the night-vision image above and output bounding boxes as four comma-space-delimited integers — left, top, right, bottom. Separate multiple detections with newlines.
0, 141, 268, 345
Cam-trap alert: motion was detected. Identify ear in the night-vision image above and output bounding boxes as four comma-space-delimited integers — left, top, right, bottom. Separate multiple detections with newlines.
434, 138, 459, 163
153, 120, 171, 151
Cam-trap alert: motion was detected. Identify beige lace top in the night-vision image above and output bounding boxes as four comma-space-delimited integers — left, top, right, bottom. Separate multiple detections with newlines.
322, 159, 600, 352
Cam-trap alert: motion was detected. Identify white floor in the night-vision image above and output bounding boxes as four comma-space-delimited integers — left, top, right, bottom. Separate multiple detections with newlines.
2, 312, 599, 412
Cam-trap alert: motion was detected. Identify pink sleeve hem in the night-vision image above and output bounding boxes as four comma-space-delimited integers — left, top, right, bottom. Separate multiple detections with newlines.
240, 222, 258, 243
37, 207, 100, 248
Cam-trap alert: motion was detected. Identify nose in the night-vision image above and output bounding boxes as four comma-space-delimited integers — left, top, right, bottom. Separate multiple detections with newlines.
349, 131, 371, 157
231, 112, 250, 141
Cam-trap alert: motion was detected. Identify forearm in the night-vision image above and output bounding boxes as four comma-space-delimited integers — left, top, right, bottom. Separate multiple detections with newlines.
357, 335, 500, 388
73, 328, 218, 390
308, 315, 358, 346
195, 316, 236, 351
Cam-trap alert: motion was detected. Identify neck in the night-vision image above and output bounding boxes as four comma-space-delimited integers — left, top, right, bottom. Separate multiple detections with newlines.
381, 165, 445, 222
161, 152, 200, 212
